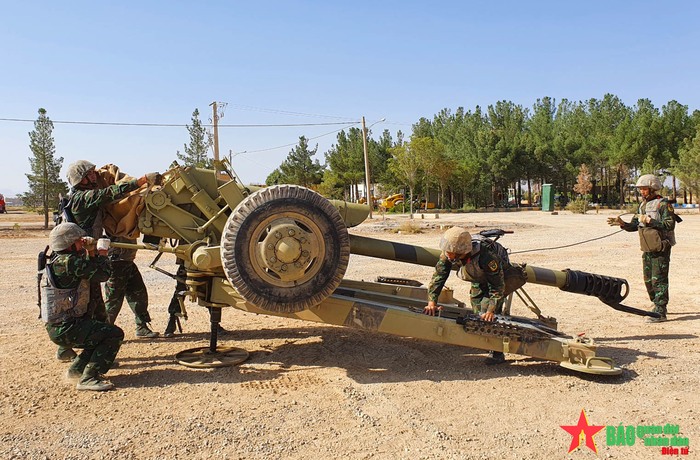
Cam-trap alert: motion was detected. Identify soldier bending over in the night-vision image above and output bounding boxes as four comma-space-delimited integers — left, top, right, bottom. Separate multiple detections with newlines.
424, 226, 510, 365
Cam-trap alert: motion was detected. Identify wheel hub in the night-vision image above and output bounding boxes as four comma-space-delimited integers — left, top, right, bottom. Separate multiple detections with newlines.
259, 222, 317, 282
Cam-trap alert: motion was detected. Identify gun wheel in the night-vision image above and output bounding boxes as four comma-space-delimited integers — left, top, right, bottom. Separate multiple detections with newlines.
175, 346, 249, 368
221, 185, 350, 313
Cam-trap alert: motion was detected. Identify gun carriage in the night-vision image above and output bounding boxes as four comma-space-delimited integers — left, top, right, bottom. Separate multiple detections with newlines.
111, 161, 656, 376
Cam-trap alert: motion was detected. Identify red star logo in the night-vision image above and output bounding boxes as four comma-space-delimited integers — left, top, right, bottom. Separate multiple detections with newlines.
560, 409, 605, 453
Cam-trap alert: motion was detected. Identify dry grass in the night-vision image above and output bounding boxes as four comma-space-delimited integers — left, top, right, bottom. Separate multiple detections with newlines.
391, 220, 423, 234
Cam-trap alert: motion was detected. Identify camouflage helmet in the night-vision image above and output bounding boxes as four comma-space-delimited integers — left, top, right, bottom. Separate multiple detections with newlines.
635, 174, 662, 191
66, 160, 96, 187
49, 222, 86, 251
439, 226, 472, 254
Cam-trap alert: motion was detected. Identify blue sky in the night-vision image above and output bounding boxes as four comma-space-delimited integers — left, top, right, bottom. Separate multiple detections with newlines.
1, 1, 698, 196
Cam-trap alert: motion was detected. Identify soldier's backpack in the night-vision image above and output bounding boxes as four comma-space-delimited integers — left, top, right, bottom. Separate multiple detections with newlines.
472, 231, 526, 295
472, 234, 511, 265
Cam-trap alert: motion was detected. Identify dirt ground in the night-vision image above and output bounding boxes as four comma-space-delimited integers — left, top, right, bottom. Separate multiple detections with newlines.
0, 208, 698, 460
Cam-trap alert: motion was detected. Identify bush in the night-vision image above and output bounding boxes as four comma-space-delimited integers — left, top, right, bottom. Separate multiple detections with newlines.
566, 198, 589, 214
392, 221, 422, 234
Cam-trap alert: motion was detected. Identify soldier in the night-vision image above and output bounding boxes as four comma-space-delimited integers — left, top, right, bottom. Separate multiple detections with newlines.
104, 237, 159, 338
424, 226, 509, 365
55, 160, 159, 360
41, 223, 124, 391
163, 260, 187, 338
162, 259, 226, 337
608, 174, 677, 322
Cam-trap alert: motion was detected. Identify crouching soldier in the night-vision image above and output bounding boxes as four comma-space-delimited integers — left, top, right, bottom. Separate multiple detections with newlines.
424, 226, 520, 365
41, 222, 124, 391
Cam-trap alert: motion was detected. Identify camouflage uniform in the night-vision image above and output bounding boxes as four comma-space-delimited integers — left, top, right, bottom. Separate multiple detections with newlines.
45, 251, 124, 376
69, 179, 141, 238
164, 261, 187, 336
428, 242, 506, 315
69, 178, 142, 323
621, 195, 676, 317
104, 237, 152, 327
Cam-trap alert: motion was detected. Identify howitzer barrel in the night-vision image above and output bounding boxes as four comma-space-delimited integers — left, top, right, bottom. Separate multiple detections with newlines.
349, 234, 442, 266
349, 234, 637, 310
328, 201, 370, 228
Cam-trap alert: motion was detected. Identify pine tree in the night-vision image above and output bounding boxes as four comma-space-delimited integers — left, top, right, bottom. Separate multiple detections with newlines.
21, 108, 68, 228
177, 108, 213, 168
276, 136, 324, 187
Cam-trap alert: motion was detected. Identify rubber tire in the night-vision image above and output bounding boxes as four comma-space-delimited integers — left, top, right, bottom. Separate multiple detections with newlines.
220, 185, 349, 313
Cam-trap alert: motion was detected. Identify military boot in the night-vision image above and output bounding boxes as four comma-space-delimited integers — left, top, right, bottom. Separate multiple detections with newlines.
135, 324, 160, 338
484, 351, 506, 365
65, 368, 82, 383
56, 346, 77, 362
76, 364, 114, 391
65, 357, 87, 383
163, 315, 178, 338
645, 315, 668, 323
646, 304, 668, 323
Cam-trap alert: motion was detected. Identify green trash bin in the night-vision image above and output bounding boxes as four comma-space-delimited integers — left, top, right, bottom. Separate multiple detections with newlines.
542, 184, 553, 212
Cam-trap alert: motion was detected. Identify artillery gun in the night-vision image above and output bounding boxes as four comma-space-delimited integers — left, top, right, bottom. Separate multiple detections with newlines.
113, 161, 656, 376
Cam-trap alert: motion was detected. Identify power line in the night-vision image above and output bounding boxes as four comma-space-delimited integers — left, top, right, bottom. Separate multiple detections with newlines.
0, 117, 358, 128
237, 122, 360, 154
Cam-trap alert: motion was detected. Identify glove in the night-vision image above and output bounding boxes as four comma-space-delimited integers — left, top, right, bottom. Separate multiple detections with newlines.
607, 216, 623, 227
96, 238, 111, 251
81, 236, 97, 251
640, 214, 652, 225
145, 172, 162, 186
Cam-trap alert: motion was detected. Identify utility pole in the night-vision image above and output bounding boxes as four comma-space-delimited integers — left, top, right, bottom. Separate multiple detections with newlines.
210, 101, 220, 163
362, 116, 373, 219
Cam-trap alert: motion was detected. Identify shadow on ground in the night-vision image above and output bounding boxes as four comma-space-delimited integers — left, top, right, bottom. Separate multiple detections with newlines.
113, 323, 635, 389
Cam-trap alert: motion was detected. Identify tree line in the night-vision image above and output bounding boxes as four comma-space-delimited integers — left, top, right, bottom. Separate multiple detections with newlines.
269, 94, 700, 210
21, 95, 700, 228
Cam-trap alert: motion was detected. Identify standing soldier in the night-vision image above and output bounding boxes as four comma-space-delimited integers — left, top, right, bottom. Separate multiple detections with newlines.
608, 174, 677, 322
104, 236, 159, 338
41, 223, 123, 391
424, 226, 510, 365
56, 160, 159, 361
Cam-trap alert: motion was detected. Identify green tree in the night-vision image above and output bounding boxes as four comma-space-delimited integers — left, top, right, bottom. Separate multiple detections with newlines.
324, 128, 366, 200
273, 136, 324, 188
584, 95, 631, 200
525, 97, 556, 201
388, 139, 423, 215
486, 101, 528, 205
604, 98, 661, 206
316, 169, 346, 199
659, 100, 692, 198
265, 168, 283, 186
177, 108, 213, 168
552, 99, 586, 193
432, 150, 457, 208
368, 129, 393, 193
413, 137, 445, 208
22, 108, 68, 229
671, 123, 700, 202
